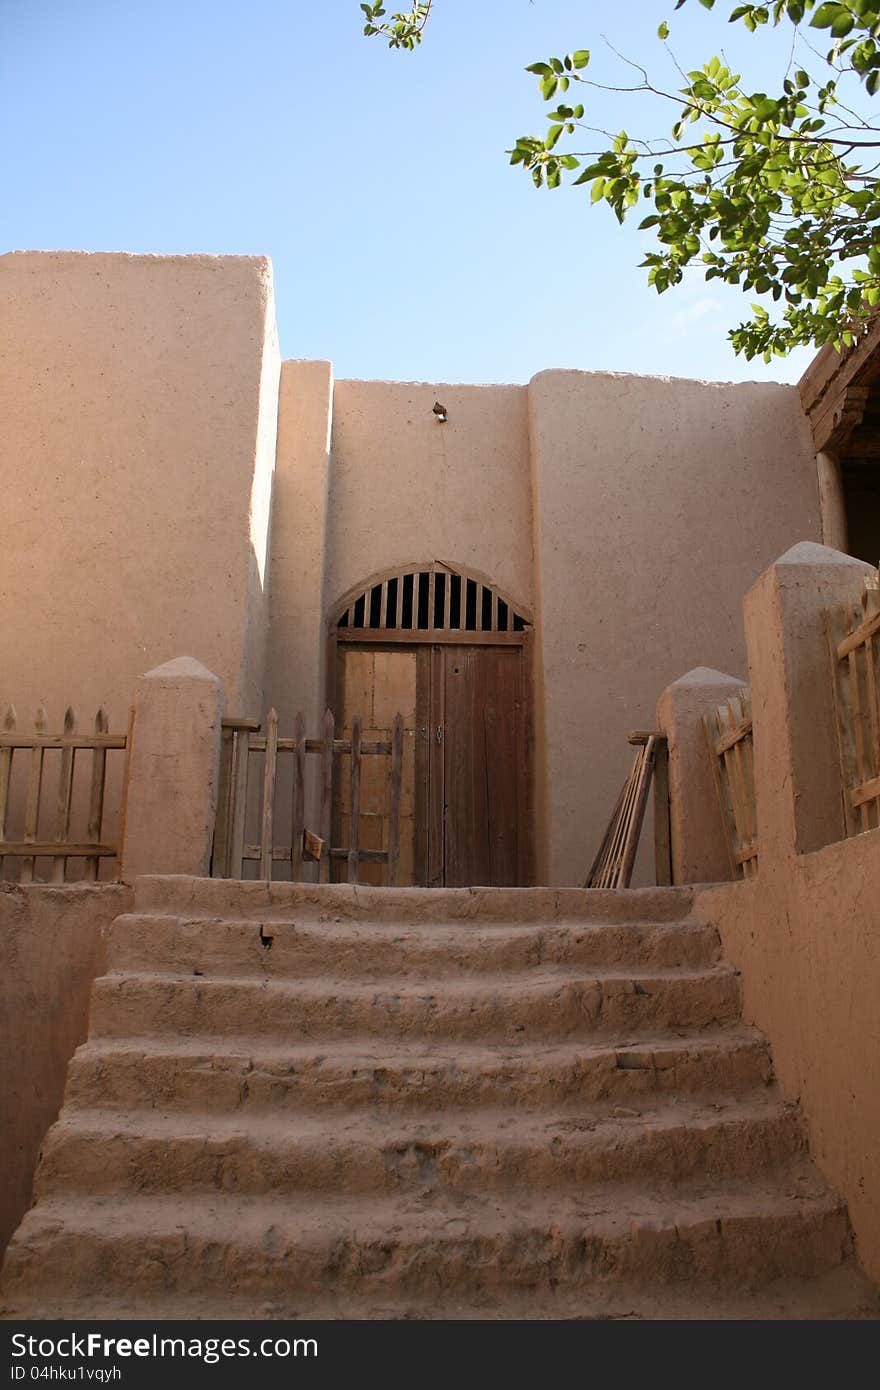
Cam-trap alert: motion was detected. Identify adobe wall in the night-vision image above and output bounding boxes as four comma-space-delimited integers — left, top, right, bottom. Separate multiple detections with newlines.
698, 836, 880, 1284
684, 544, 880, 1281
0, 882, 132, 1257
0, 251, 280, 734
528, 371, 820, 884
263, 375, 534, 729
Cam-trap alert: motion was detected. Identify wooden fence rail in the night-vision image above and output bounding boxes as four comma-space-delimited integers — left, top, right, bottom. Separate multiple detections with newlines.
584, 732, 671, 889
827, 571, 880, 835
0, 704, 126, 882
704, 690, 758, 879
212, 708, 405, 885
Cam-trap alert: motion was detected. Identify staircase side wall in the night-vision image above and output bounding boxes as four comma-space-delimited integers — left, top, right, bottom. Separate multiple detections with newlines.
698, 832, 880, 1285
0, 882, 132, 1257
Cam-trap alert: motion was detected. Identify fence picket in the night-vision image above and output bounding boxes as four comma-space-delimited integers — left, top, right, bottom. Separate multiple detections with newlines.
213, 724, 235, 878
319, 708, 334, 884
0, 706, 15, 877
51, 707, 77, 883
348, 714, 362, 884
20, 705, 48, 883
291, 711, 306, 882
827, 573, 880, 835
388, 713, 403, 887
212, 707, 403, 887
229, 728, 250, 880
260, 708, 279, 881
85, 708, 109, 881
704, 691, 757, 878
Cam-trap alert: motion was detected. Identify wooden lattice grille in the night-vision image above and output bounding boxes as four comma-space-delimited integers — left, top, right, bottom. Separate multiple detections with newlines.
333, 564, 530, 635
826, 571, 880, 835
704, 690, 758, 879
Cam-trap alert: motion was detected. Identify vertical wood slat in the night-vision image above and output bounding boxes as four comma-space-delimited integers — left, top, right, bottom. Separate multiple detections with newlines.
348, 714, 362, 884
703, 711, 741, 880
826, 605, 860, 838
599, 760, 636, 888
726, 698, 753, 866
380, 579, 390, 629
260, 708, 279, 881
319, 708, 334, 884
863, 586, 880, 828
848, 599, 871, 832
20, 704, 48, 883
653, 737, 672, 886
620, 737, 658, 888
85, 708, 109, 881
52, 706, 77, 883
388, 712, 403, 887
213, 724, 235, 878
583, 774, 628, 889
291, 711, 306, 882
230, 728, 250, 880
0, 705, 16, 877
427, 569, 436, 633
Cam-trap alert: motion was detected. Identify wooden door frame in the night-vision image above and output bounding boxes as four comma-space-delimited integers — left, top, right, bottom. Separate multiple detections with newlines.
326, 626, 535, 887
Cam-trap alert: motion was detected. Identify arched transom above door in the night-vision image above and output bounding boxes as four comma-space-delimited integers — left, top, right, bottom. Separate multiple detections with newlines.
330, 562, 531, 637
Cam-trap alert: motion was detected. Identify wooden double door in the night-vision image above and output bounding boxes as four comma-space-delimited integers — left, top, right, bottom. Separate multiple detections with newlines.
334, 640, 532, 887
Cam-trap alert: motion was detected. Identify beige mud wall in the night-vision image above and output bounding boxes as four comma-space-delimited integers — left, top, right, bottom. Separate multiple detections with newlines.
263, 360, 334, 729
264, 377, 534, 728
698, 835, 880, 1283
0, 882, 132, 1257
528, 371, 821, 885
0, 251, 280, 735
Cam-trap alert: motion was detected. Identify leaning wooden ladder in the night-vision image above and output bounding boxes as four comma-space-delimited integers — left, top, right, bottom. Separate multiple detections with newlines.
584, 732, 671, 889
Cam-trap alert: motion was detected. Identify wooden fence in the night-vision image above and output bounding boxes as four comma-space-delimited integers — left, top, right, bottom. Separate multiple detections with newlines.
212, 709, 404, 885
703, 690, 758, 879
827, 572, 880, 835
0, 704, 126, 882
584, 732, 671, 889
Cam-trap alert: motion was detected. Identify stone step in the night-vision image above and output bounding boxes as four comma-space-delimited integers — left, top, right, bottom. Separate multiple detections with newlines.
7, 1263, 878, 1321
107, 913, 721, 978
64, 1028, 773, 1113
88, 966, 742, 1042
35, 1096, 804, 1198
1, 1184, 851, 1303
133, 875, 696, 924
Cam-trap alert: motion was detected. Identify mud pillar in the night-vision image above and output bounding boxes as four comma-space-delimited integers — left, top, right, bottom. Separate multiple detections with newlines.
656, 667, 748, 885
120, 656, 225, 879
743, 542, 874, 864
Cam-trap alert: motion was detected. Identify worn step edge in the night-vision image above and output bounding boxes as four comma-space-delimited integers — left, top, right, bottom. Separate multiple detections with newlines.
1, 1185, 851, 1301
132, 876, 697, 924
106, 915, 721, 976
64, 1028, 773, 1112
6, 1263, 878, 1321
35, 1098, 805, 1197
87, 967, 742, 1041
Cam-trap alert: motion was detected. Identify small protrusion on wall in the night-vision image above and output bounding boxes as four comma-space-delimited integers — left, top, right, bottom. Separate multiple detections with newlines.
657, 667, 748, 886
744, 541, 876, 864
120, 656, 226, 881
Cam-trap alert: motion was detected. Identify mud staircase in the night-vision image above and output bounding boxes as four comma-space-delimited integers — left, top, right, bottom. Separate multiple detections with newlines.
2, 876, 877, 1320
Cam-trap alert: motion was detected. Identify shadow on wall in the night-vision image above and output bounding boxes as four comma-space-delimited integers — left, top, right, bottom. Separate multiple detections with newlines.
0, 882, 132, 1258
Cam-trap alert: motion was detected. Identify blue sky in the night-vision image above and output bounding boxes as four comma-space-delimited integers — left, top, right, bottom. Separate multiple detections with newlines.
2, 1, 833, 384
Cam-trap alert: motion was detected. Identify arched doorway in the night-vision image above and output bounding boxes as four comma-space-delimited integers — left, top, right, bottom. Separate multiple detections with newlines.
326, 562, 534, 887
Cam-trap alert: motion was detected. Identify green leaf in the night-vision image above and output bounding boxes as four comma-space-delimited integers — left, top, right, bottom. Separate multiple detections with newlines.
658, 21, 670, 39
572, 50, 590, 69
